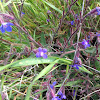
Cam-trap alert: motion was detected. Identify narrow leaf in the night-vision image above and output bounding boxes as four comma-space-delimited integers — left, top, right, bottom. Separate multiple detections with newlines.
79, 66, 93, 74
41, 0, 63, 14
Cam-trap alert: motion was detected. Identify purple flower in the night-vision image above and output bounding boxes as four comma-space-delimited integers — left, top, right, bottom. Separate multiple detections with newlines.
21, 12, 25, 15
52, 96, 61, 100
96, 7, 100, 15
71, 21, 74, 25
58, 91, 66, 99
36, 47, 47, 59
71, 64, 81, 69
58, 91, 63, 96
70, 56, 82, 70
0, 22, 14, 33
81, 39, 90, 49
21, 12, 25, 17
61, 95, 66, 99
96, 32, 100, 36
50, 81, 57, 89
47, 19, 50, 22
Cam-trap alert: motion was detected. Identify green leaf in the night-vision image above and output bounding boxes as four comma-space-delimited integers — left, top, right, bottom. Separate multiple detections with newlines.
85, 47, 95, 53
94, 60, 100, 71
0, 57, 56, 71
55, 80, 83, 87
41, 0, 63, 14
3, 0, 12, 7
25, 59, 59, 100
79, 66, 93, 75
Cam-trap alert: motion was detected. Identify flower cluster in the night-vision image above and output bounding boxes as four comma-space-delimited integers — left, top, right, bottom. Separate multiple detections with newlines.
36, 47, 47, 59
0, 22, 14, 33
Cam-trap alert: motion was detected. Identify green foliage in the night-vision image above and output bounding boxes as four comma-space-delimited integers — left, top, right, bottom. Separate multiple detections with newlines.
0, 0, 100, 100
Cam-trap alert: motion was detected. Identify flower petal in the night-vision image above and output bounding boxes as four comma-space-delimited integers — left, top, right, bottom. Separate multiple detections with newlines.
43, 48, 47, 53
71, 21, 74, 25
0, 25, 3, 30
58, 91, 63, 96
36, 52, 41, 58
42, 54, 47, 59
7, 23, 14, 26
6, 26, 12, 32
1, 27, 5, 33
50, 81, 57, 89
38, 47, 43, 52
61, 94, 66, 99
76, 66, 79, 69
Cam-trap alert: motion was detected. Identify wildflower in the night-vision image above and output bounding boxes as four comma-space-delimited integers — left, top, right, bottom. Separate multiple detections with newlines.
96, 32, 100, 36
21, 12, 25, 15
81, 39, 90, 49
36, 47, 47, 59
58, 91, 66, 99
71, 21, 74, 25
52, 96, 61, 100
21, 12, 25, 17
96, 7, 100, 15
70, 57, 82, 69
50, 81, 57, 89
71, 64, 81, 69
1, 0, 3, 2
0, 22, 14, 33
47, 19, 50, 22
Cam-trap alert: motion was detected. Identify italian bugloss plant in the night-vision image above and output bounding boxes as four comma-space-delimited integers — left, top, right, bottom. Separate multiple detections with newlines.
0, 0, 100, 100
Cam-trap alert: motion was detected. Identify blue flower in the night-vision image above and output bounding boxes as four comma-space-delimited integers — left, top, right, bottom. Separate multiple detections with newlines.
21, 12, 25, 15
71, 64, 81, 69
1, 0, 3, 2
71, 21, 74, 25
96, 7, 100, 15
0, 22, 14, 33
96, 32, 100, 36
36, 47, 47, 59
47, 19, 50, 22
52, 96, 61, 100
50, 81, 57, 89
81, 39, 90, 49
58, 91, 66, 99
